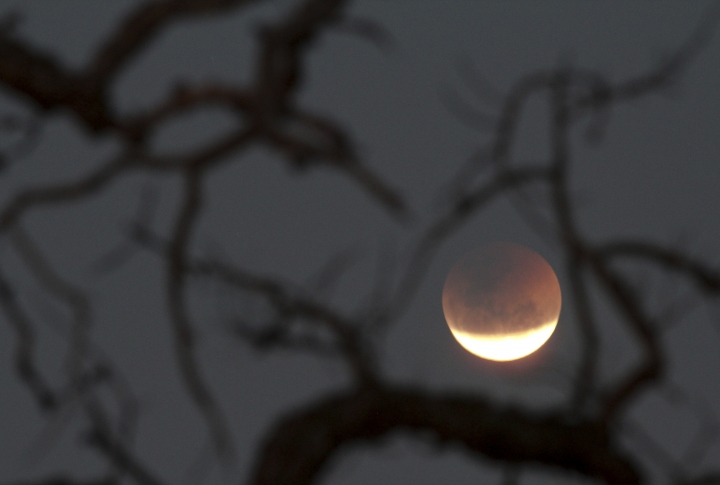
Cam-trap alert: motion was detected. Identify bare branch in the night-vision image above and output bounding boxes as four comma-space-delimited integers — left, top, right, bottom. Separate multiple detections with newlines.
191, 256, 377, 384
0, 267, 56, 409
0, 33, 110, 130
572, 3, 720, 116
597, 241, 720, 294
123, 84, 254, 134
592, 257, 664, 421
84, 401, 167, 485
0, 1, 718, 484
9, 225, 92, 383
87, 0, 262, 87
126, 220, 379, 384
0, 154, 131, 232
250, 385, 641, 485
166, 169, 234, 463
253, 0, 347, 103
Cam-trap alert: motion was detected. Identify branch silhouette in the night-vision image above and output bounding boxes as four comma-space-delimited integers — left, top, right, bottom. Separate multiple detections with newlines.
0, 1, 719, 485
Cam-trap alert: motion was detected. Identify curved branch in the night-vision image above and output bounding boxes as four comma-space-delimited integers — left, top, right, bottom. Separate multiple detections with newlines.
0, 154, 130, 232
87, 0, 261, 87
166, 169, 234, 463
597, 241, 720, 294
254, 0, 346, 104
190, 257, 378, 384
250, 385, 641, 485
592, 257, 664, 421
0, 267, 56, 409
9, 225, 92, 385
0, 0, 262, 133
122, 221, 379, 385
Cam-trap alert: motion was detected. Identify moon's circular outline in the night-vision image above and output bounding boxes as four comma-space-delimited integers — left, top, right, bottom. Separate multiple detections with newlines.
442, 243, 561, 362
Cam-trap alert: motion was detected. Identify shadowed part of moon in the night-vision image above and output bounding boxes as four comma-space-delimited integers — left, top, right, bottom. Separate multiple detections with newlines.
442, 242, 561, 361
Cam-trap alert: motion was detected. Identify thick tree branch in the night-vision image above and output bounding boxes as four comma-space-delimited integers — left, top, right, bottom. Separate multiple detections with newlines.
0, 34, 110, 130
250, 385, 641, 485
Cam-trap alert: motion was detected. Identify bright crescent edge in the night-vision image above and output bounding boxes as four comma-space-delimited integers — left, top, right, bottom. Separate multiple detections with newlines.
451, 320, 558, 361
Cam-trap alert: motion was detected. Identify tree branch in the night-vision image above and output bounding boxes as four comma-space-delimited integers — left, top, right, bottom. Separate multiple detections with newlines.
250, 385, 641, 485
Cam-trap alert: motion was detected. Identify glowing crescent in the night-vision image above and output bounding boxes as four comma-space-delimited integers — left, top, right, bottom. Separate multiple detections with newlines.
451, 320, 558, 361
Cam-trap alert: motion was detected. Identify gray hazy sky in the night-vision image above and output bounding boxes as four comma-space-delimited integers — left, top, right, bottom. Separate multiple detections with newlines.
1, 2, 720, 484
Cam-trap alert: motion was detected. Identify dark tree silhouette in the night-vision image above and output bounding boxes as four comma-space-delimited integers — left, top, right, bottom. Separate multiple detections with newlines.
1, 2, 719, 485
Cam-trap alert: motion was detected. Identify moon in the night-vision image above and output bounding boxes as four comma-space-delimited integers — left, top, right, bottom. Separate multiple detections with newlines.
442, 242, 561, 362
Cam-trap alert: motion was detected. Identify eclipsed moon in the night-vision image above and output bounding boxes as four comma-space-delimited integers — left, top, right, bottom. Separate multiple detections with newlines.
442, 242, 561, 362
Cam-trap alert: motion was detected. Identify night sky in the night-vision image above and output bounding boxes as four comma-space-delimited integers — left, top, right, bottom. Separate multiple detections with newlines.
1, 2, 720, 484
